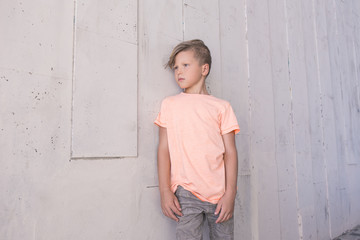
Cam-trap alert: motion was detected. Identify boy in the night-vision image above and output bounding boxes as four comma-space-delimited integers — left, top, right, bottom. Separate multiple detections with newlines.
154, 39, 240, 240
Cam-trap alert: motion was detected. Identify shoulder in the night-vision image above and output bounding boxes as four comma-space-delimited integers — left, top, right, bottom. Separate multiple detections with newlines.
160, 93, 181, 105
207, 95, 232, 110
158, 93, 183, 110
210, 95, 230, 105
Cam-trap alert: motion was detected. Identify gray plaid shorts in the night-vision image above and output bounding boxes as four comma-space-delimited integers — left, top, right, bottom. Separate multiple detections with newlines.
175, 186, 234, 240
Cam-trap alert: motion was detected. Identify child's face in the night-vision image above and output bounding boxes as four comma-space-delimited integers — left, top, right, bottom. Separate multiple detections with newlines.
173, 50, 208, 90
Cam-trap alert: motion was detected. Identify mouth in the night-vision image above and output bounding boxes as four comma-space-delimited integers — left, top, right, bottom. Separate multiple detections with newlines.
178, 78, 185, 81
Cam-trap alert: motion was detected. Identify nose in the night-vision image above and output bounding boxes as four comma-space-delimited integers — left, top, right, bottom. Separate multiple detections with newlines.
177, 67, 183, 74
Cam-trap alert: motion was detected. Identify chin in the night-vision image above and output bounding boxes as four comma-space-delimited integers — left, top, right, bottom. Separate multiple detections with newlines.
177, 83, 187, 88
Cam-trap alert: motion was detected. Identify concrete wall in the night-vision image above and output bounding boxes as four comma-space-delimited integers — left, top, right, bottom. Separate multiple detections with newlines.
1, 0, 359, 239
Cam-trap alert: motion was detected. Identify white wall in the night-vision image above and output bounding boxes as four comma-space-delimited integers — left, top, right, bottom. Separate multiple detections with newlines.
1, 0, 359, 240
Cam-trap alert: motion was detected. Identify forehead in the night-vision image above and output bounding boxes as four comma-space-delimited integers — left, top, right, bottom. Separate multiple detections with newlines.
174, 50, 197, 63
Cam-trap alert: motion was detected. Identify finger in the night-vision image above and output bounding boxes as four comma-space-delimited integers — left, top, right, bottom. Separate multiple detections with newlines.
225, 212, 233, 222
170, 204, 182, 217
217, 208, 231, 223
162, 206, 169, 216
216, 210, 226, 223
214, 203, 222, 215
174, 197, 183, 214
162, 205, 177, 221
223, 213, 230, 223
166, 208, 179, 222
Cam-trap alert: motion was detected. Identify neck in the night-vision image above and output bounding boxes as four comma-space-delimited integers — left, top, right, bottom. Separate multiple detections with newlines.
184, 80, 209, 95
184, 86, 209, 95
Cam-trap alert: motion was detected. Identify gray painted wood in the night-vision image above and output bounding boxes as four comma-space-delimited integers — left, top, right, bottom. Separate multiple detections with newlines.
0, 0, 359, 239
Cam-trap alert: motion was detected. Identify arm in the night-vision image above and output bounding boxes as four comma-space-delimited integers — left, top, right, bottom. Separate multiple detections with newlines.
157, 126, 182, 221
215, 131, 238, 223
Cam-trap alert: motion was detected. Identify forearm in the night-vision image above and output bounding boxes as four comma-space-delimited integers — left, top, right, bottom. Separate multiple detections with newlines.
157, 149, 171, 193
222, 131, 238, 195
157, 127, 182, 221
224, 150, 238, 194
216, 132, 238, 222
157, 127, 172, 194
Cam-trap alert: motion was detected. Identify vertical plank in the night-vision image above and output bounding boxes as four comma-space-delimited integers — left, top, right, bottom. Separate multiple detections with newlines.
340, 0, 359, 166
301, 0, 331, 238
314, 0, 342, 237
325, 0, 353, 234
285, 0, 318, 239
353, 0, 360, 111
353, 1, 360, 168
246, 0, 281, 239
267, 0, 300, 238
348, 0, 360, 228
219, 0, 252, 239
327, 0, 352, 170
338, 0, 360, 228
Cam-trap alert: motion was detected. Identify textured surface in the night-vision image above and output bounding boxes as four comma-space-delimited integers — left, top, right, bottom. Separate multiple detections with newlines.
0, 0, 359, 240
72, 0, 137, 158
334, 225, 360, 240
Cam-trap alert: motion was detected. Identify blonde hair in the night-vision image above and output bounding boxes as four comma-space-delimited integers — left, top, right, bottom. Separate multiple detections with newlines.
166, 39, 212, 76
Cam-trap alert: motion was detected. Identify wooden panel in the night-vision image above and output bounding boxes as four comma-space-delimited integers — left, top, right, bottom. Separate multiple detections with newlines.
71, 0, 137, 158
342, 0, 359, 166
301, 0, 331, 238
314, 0, 343, 237
267, 0, 300, 238
246, 0, 281, 239
285, 0, 318, 238
327, 1, 352, 233
348, 0, 360, 227
341, 0, 360, 165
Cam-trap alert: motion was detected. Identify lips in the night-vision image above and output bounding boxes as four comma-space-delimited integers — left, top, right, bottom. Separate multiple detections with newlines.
178, 77, 185, 81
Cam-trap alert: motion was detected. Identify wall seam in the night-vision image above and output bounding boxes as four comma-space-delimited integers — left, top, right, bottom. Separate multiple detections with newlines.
136, 0, 139, 158
217, 0, 223, 98
267, 0, 285, 238
70, 0, 77, 161
283, 0, 303, 238
182, 0, 185, 41
311, 0, 332, 237
243, 0, 256, 239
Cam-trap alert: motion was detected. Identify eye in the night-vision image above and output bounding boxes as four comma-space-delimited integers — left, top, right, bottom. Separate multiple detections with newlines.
184, 64, 189, 67
174, 66, 178, 70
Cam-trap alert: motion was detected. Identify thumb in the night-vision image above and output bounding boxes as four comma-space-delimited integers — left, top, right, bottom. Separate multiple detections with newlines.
174, 197, 182, 212
215, 202, 222, 215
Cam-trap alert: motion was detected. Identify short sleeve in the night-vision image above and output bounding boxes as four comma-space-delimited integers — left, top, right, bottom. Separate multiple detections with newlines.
220, 103, 240, 135
154, 99, 168, 128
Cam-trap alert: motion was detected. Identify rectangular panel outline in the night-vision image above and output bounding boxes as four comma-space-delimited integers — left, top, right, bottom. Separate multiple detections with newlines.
70, 0, 138, 160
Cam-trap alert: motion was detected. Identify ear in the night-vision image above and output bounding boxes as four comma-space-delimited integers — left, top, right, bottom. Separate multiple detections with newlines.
202, 64, 209, 76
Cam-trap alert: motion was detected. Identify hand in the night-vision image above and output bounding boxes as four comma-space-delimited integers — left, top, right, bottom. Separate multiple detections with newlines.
214, 191, 236, 223
160, 189, 183, 222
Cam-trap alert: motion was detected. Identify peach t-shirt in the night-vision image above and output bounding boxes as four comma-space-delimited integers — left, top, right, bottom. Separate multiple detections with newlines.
154, 92, 240, 204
